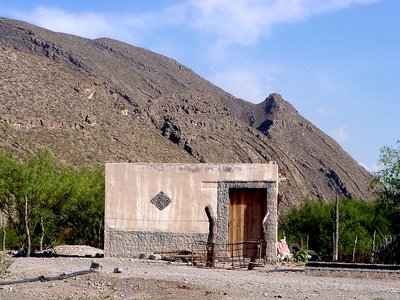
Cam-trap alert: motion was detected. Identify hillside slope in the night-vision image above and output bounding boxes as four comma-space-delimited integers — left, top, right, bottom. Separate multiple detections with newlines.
0, 18, 373, 208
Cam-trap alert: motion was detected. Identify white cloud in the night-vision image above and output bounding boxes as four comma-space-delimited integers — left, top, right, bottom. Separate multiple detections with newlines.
14, 7, 116, 39
185, 0, 382, 48
11, 7, 160, 44
329, 126, 350, 143
316, 106, 335, 116
213, 69, 268, 102
11, 0, 382, 49
358, 162, 381, 173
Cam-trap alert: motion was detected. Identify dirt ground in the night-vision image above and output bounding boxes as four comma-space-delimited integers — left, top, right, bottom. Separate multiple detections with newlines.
1, 251, 400, 300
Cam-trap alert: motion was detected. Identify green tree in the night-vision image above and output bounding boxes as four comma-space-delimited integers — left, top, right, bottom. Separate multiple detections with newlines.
53, 166, 104, 247
0, 150, 59, 254
279, 199, 334, 258
279, 198, 391, 260
0, 150, 105, 253
373, 140, 400, 233
338, 198, 390, 255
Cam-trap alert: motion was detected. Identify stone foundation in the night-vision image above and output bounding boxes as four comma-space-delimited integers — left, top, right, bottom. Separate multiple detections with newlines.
104, 228, 208, 257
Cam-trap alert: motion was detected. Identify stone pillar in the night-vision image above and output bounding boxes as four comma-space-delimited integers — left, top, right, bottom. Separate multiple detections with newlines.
265, 182, 278, 264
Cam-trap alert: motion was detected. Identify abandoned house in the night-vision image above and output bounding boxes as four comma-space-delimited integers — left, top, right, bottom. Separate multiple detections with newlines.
104, 163, 279, 264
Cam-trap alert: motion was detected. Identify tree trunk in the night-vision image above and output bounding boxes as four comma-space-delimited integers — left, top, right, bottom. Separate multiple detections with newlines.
40, 216, 44, 252
333, 192, 339, 261
205, 205, 216, 267
371, 230, 376, 263
352, 236, 358, 263
262, 211, 270, 241
24, 195, 31, 257
1, 216, 5, 252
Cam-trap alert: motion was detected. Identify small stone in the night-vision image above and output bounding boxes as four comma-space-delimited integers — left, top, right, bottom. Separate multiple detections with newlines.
139, 253, 150, 259
113, 267, 123, 273
90, 261, 101, 270
149, 254, 161, 260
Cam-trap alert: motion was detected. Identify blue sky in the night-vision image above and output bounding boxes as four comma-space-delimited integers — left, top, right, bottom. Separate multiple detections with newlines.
1, 0, 399, 171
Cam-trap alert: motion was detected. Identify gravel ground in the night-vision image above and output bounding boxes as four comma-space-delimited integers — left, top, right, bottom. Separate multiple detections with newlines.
1, 255, 400, 300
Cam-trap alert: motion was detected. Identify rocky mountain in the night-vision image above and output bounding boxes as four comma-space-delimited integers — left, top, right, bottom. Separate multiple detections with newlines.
0, 17, 373, 209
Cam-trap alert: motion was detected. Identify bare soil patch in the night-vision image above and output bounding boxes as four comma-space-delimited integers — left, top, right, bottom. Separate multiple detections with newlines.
1, 254, 399, 300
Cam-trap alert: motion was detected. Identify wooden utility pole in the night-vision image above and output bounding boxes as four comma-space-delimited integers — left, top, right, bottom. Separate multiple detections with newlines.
333, 192, 339, 261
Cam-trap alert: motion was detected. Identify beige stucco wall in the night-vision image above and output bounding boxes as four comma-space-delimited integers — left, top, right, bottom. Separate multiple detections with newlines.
105, 163, 278, 235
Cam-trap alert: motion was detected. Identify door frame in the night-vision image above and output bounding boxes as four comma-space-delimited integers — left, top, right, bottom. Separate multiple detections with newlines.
216, 181, 278, 264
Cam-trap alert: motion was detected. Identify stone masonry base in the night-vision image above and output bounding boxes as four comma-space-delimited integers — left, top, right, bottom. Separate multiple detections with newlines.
104, 228, 208, 257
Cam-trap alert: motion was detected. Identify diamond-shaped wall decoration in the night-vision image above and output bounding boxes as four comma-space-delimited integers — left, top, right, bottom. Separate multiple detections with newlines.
150, 191, 172, 210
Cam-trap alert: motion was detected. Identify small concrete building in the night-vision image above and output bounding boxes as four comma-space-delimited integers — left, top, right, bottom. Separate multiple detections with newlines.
105, 163, 279, 263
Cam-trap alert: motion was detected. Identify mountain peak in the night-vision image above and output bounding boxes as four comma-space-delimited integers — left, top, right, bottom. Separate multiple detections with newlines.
261, 93, 297, 115
0, 18, 373, 208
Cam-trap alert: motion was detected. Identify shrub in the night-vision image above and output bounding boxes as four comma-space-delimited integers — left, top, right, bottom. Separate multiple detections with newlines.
279, 198, 391, 260
0, 252, 13, 275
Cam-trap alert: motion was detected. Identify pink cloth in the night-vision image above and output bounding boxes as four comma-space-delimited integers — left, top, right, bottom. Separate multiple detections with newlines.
277, 239, 291, 259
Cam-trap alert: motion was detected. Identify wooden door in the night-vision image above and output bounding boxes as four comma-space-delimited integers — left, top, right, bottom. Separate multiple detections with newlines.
228, 188, 267, 248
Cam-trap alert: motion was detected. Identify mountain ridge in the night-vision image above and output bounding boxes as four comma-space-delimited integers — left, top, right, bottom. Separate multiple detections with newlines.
0, 17, 373, 209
